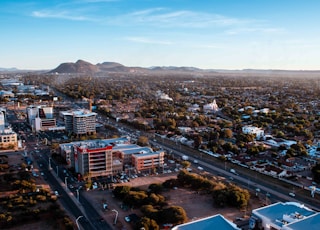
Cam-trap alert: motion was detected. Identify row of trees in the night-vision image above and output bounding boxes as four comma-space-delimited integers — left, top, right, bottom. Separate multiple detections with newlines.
113, 185, 188, 229
176, 170, 250, 208
0, 162, 74, 229
112, 169, 251, 229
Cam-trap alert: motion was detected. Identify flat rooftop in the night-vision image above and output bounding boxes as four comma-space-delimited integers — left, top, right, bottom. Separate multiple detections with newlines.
252, 202, 316, 229
282, 213, 320, 230
172, 214, 240, 230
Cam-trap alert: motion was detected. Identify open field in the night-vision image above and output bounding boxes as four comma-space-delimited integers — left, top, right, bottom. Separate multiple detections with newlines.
83, 173, 261, 230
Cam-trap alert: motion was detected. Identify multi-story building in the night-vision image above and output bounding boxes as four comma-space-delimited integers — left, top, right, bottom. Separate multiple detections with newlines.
0, 129, 18, 150
0, 108, 6, 131
249, 202, 319, 230
59, 137, 165, 177
60, 109, 96, 135
74, 141, 113, 177
112, 144, 154, 166
0, 107, 18, 150
132, 151, 165, 172
26, 105, 56, 131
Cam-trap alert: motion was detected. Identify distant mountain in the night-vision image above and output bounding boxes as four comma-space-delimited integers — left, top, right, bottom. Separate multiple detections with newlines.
49, 59, 98, 74
48, 59, 320, 75
96, 62, 130, 72
49, 59, 212, 74
0, 67, 47, 73
0, 67, 19, 72
150, 66, 203, 72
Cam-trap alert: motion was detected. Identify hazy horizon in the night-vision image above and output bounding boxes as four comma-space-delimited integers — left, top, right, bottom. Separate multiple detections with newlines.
1, 0, 320, 71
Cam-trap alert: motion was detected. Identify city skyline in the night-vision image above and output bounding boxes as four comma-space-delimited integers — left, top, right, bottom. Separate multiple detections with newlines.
1, 0, 320, 70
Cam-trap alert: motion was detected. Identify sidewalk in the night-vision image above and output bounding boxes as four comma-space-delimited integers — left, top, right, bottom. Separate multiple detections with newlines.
81, 189, 133, 230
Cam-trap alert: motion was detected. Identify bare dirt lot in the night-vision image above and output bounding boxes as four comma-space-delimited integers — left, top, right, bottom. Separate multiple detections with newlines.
83, 173, 261, 230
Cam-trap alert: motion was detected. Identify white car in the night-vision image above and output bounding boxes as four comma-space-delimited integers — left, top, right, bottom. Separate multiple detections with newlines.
289, 192, 295, 197
54, 191, 60, 196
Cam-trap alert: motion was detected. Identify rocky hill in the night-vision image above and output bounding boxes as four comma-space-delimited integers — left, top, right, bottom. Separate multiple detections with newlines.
49, 60, 98, 74
48, 59, 204, 74
47, 59, 320, 76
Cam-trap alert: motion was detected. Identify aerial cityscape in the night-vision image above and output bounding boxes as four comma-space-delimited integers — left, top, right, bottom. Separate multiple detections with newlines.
1, 60, 320, 230
1, 1, 320, 230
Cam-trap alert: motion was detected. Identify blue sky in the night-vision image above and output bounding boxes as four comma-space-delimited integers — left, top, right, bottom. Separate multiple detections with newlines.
1, 0, 320, 70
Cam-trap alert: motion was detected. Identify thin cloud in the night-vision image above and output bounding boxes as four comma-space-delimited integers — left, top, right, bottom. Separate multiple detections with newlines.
113, 8, 252, 28
125, 36, 173, 45
30, 4, 283, 35
32, 10, 91, 21
226, 27, 285, 35
194, 44, 226, 49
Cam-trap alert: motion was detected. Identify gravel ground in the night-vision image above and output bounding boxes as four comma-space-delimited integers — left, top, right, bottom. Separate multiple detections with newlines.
83, 173, 260, 230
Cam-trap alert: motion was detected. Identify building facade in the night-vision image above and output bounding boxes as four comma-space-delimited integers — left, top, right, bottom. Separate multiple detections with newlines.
132, 151, 165, 172
60, 109, 96, 135
59, 137, 165, 177
0, 129, 18, 150
74, 142, 113, 177
26, 105, 56, 131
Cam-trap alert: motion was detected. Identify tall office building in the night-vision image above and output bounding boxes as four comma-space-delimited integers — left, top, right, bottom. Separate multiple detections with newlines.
0, 110, 5, 132
60, 109, 97, 135
26, 105, 56, 131
0, 107, 17, 150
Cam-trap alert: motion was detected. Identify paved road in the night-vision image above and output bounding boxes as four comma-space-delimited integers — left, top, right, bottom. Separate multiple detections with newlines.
40, 149, 113, 230
155, 138, 320, 212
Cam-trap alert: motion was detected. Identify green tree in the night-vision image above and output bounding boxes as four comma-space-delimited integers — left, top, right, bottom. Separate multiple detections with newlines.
148, 183, 163, 194
135, 217, 159, 230
159, 206, 187, 224
113, 185, 131, 199
180, 161, 191, 169
224, 129, 233, 138
137, 136, 149, 146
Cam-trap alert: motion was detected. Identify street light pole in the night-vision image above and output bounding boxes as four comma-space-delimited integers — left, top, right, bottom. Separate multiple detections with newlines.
76, 189, 80, 202
112, 209, 118, 225
49, 158, 52, 170
65, 177, 68, 189
76, 215, 83, 230
56, 166, 58, 176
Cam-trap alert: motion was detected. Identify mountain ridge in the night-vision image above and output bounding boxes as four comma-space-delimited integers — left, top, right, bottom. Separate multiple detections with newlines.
2, 59, 320, 74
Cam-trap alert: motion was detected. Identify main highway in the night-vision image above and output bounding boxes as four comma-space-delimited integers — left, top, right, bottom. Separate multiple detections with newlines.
153, 137, 320, 212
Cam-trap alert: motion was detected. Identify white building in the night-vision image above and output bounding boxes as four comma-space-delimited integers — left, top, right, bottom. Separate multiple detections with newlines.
26, 105, 55, 131
203, 99, 219, 113
242, 125, 265, 140
0, 109, 5, 132
249, 202, 317, 230
0, 108, 17, 150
